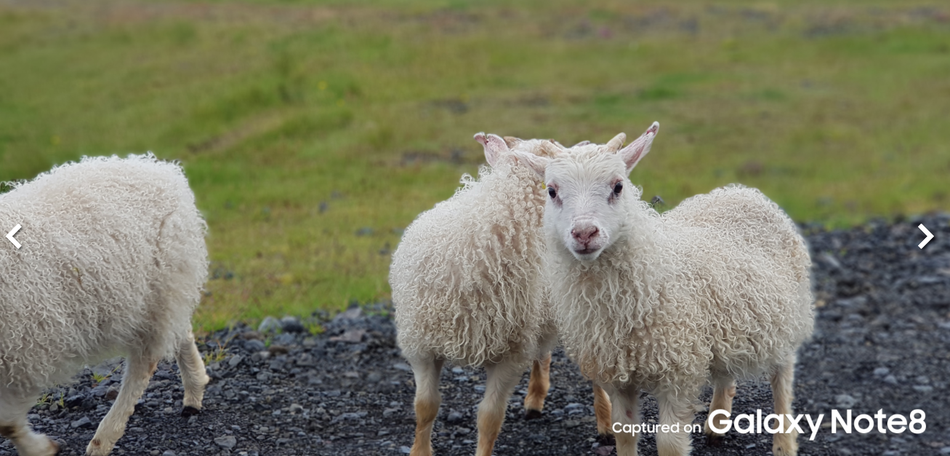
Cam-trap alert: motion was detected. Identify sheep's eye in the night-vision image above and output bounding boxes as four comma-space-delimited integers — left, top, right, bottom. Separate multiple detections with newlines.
548, 187, 557, 199
613, 182, 623, 195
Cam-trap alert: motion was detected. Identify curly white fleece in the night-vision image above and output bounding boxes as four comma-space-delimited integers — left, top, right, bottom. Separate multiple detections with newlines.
390, 143, 555, 367
546, 149, 814, 392
0, 154, 208, 394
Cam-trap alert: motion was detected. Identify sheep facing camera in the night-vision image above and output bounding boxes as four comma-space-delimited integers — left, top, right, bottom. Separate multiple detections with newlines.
389, 125, 813, 456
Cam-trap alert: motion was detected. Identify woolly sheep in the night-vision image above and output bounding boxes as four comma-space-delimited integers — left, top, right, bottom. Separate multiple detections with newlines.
514, 123, 815, 456
0, 154, 210, 456
389, 135, 611, 456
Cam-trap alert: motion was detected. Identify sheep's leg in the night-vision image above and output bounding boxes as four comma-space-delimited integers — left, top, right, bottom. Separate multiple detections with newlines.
770, 360, 799, 456
0, 389, 59, 456
604, 383, 640, 456
475, 360, 522, 456
703, 376, 736, 438
86, 354, 158, 456
655, 392, 695, 456
523, 351, 551, 419
593, 384, 614, 444
175, 330, 210, 415
408, 355, 444, 456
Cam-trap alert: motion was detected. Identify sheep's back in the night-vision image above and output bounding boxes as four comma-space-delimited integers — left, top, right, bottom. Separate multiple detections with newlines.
390, 164, 546, 367
0, 155, 207, 391
662, 184, 814, 376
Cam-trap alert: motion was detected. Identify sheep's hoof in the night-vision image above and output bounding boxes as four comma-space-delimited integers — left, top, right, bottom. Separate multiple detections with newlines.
703, 433, 725, 447
523, 409, 543, 420
181, 406, 201, 417
408, 442, 433, 456
772, 440, 798, 456
85, 438, 111, 456
596, 433, 615, 446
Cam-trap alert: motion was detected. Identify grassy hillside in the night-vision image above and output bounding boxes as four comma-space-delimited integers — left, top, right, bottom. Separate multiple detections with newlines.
1, 0, 948, 331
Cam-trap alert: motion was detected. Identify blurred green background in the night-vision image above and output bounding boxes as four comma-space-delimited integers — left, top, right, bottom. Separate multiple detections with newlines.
1, 0, 948, 331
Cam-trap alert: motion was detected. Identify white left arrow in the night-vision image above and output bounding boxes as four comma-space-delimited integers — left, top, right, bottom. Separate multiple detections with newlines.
919, 224, 934, 249
6, 224, 21, 249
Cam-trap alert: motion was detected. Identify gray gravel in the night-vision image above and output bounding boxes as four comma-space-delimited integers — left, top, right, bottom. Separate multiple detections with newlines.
2, 215, 950, 455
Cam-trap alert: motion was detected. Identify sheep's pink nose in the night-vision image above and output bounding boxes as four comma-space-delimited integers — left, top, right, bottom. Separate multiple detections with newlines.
572, 225, 599, 244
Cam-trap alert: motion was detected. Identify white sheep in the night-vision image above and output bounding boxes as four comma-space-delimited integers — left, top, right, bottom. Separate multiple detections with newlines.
513, 123, 815, 456
389, 135, 611, 456
0, 154, 210, 456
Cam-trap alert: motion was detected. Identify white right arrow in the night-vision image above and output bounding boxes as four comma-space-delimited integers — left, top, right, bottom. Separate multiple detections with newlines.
919, 224, 934, 249
6, 224, 21, 249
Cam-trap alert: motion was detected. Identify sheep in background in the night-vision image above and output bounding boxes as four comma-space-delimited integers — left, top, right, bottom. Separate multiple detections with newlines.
514, 123, 814, 456
390, 135, 611, 456
0, 154, 210, 456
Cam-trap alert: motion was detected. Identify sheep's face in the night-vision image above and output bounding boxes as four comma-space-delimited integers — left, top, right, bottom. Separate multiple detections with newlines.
515, 123, 659, 262
548, 148, 641, 261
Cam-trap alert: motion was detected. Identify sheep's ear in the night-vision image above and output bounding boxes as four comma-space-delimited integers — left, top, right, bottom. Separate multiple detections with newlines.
619, 121, 659, 173
474, 132, 509, 167
605, 133, 626, 152
511, 150, 549, 180
572, 140, 591, 148
503, 136, 523, 148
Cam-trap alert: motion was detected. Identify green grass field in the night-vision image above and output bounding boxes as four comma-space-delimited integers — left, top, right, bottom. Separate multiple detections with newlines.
1, 0, 948, 331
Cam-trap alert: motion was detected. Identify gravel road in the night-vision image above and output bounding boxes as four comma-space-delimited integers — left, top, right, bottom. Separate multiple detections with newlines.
3, 215, 950, 456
